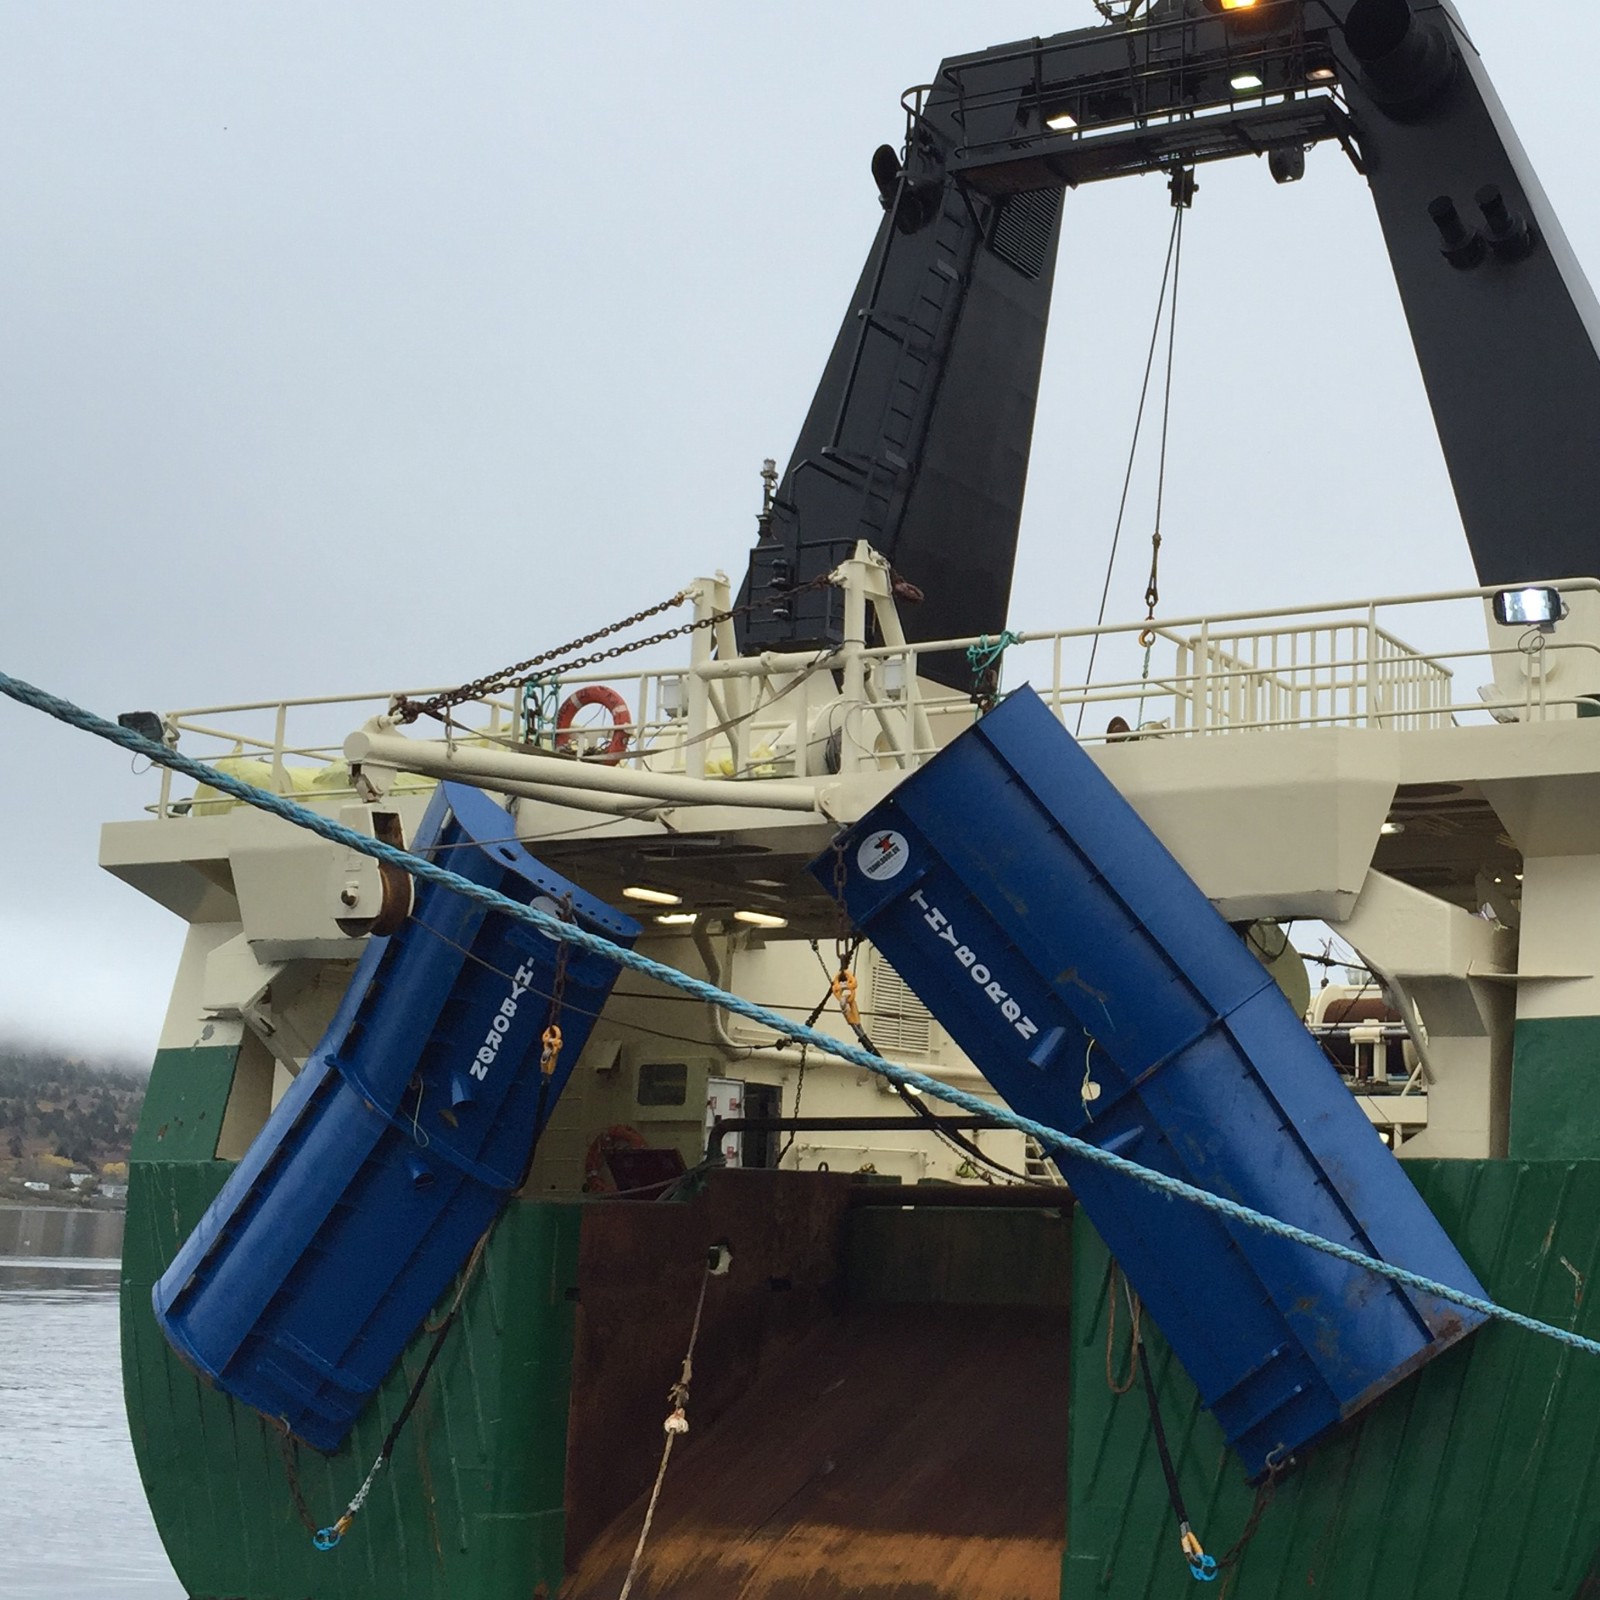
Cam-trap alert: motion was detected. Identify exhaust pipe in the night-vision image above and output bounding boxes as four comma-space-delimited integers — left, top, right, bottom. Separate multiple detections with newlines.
1344, 0, 1456, 118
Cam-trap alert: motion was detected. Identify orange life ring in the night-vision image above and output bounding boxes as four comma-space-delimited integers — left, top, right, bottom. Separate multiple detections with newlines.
583, 1124, 649, 1193
555, 684, 631, 764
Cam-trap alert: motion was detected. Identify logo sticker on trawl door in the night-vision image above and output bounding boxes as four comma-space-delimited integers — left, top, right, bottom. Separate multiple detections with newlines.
858, 830, 910, 881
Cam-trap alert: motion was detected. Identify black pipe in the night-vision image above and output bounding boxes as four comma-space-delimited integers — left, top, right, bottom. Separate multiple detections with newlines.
706, 1113, 1005, 1165
1477, 183, 1536, 263
1427, 195, 1486, 270
846, 1181, 1072, 1208
1345, 0, 1456, 118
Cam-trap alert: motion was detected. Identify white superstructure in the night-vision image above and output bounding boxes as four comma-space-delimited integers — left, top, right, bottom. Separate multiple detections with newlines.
102, 549, 1600, 1179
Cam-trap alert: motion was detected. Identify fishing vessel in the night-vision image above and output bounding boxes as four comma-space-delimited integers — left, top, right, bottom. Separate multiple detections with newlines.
100, 1, 1600, 1594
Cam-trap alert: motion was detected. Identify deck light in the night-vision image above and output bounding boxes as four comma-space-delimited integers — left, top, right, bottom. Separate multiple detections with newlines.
1231, 71, 1265, 92
1205, 0, 1276, 34
117, 710, 173, 747
1492, 587, 1565, 627
1380, 821, 1406, 836
1045, 111, 1079, 132
625, 885, 682, 906
655, 912, 699, 926
658, 675, 687, 719
1308, 65, 1338, 82
1270, 146, 1306, 184
735, 909, 789, 929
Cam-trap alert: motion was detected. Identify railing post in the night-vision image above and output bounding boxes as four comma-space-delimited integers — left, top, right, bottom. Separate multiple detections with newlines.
686, 579, 719, 779
907, 650, 935, 761
1366, 605, 1381, 728
271, 704, 288, 794
838, 552, 869, 774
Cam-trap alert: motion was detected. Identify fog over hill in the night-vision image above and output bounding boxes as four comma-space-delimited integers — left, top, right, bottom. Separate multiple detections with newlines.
0, 1041, 148, 1179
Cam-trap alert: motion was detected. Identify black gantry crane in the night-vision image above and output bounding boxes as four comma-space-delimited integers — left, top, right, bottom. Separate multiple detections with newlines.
738, 0, 1600, 684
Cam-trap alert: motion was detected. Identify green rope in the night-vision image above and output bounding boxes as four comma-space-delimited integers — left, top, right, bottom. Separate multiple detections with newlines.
519, 673, 561, 747
2, 665, 1597, 1361
966, 630, 1021, 680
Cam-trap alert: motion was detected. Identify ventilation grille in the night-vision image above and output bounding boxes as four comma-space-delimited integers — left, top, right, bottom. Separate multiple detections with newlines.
868, 951, 934, 1056
989, 187, 1062, 280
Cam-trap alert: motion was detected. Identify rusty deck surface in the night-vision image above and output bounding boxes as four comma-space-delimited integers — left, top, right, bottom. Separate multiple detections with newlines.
560, 1302, 1069, 1600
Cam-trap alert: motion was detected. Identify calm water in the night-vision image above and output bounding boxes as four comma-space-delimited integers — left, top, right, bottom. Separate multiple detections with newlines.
0, 1204, 185, 1599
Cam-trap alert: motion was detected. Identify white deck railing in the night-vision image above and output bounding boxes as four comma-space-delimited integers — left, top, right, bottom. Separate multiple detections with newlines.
141, 574, 1600, 817
1170, 615, 1454, 733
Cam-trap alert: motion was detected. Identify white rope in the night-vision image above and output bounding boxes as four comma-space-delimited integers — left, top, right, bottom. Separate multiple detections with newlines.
617, 1261, 713, 1600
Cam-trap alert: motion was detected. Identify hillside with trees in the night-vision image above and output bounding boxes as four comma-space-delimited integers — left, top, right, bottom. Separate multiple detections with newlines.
0, 1043, 147, 1198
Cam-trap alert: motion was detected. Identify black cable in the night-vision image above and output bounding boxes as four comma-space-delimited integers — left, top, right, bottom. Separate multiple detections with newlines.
1147, 200, 1185, 613
376, 1297, 464, 1466
1076, 205, 1183, 737
314, 1221, 495, 1544
406, 914, 813, 1054
891, 1079, 1032, 1183
776, 1046, 808, 1168
824, 936, 1032, 1184
1136, 1337, 1189, 1529
1135, 1329, 1218, 1582
413, 907, 1032, 1180
827, 997, 1025, 1183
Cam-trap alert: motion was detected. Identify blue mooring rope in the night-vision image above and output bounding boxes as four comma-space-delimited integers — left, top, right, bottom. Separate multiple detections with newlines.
3, 665, 1598, 1362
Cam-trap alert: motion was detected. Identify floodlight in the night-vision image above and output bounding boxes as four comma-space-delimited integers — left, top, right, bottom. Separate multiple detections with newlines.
1492, 588, 1565, 628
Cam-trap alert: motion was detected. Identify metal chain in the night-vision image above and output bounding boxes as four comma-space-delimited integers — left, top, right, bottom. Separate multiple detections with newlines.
539, 898, 574, 1081
549, 928, 571, 1019
276, 1426, 322, 1537
830, 838, 852, 969
777, 1043, 808, 1166
827, 840, 866, 1037
392, 574, 833, 725
807, 918, 1029, 1188
392, 591, 689, 723
1216, 1455, 1287, 1573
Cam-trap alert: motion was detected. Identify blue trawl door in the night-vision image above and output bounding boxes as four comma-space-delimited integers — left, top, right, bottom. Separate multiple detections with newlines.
812, 687, 1485, 1477
154, 781, 638, 1451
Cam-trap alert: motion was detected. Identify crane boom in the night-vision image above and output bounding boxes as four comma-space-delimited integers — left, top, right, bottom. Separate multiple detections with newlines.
738, 0, 1600, 682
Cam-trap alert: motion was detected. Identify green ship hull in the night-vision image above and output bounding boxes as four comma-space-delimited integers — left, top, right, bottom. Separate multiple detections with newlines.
121, 1043, 1600, 1598
123, 1045, 578, 1600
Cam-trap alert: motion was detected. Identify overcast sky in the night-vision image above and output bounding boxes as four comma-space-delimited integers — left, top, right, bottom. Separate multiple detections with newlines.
2, 1, 1596, 1058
